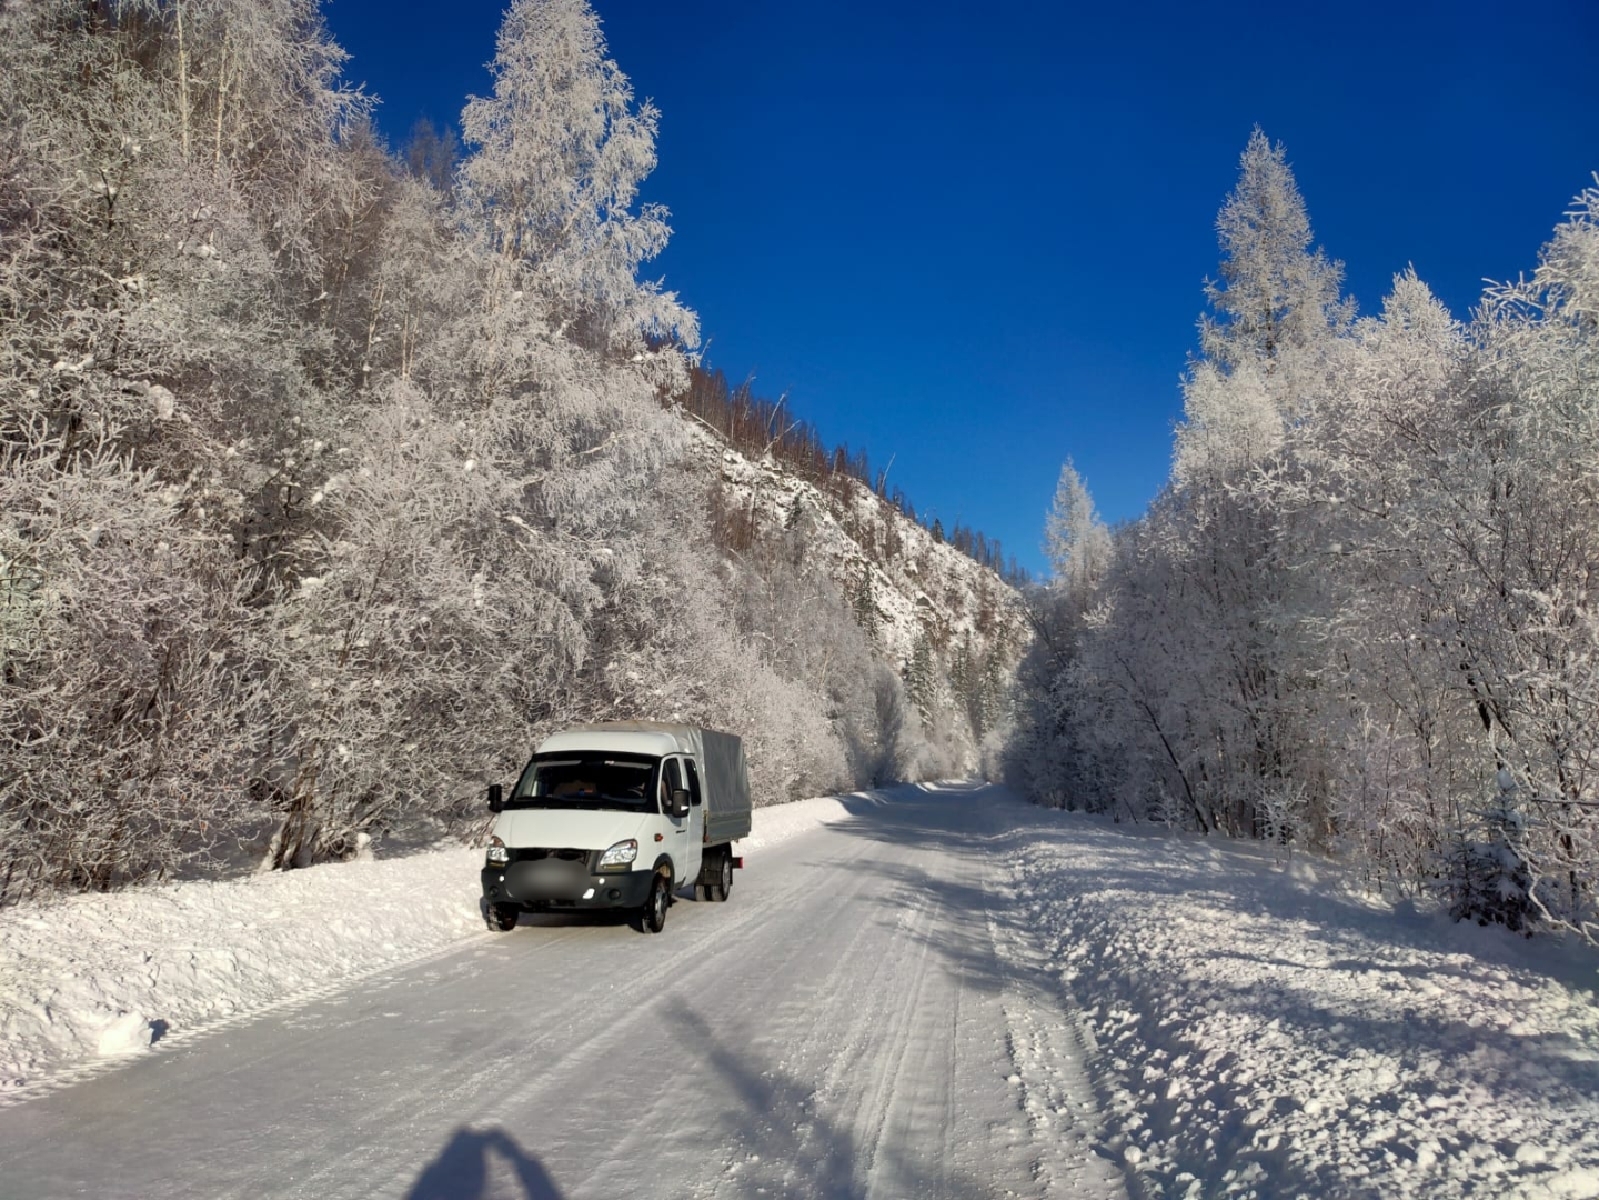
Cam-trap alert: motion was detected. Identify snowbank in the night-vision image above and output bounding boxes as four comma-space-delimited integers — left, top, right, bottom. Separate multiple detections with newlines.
1014, 807, 1599, 1200
0, 795, 846, 1100
740, 794, 850, 850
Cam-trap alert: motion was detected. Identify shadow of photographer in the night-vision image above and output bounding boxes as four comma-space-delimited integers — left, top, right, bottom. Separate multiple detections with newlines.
406, 1125, 563, 1200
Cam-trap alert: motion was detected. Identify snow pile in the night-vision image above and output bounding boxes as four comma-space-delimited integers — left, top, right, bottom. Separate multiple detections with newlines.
738, 793, 850, 851
1017, 812, 1599, 1199
0, 797, 843, 1099
0, 846, 486, 1100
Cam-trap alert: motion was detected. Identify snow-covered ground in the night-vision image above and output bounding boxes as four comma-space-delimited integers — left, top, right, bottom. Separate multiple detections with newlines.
4, 785, 1598, 1200
2, 784, 1113, 1200
0, 795, 852, 1100
1012, 806, 1599, 1200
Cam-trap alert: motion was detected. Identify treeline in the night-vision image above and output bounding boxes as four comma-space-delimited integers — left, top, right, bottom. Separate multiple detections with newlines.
1010, 130, 1599, 942
0, 0, 989, 904
682, 365, 1028, 585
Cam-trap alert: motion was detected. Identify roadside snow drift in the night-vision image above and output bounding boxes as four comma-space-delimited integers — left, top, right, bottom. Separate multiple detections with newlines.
1014, 809, 1599, 1200
0, 795, 849, 1099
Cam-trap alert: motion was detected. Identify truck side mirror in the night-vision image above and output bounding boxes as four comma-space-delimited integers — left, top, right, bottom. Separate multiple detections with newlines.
487, 783, 503, 813
670, 788, 691, 819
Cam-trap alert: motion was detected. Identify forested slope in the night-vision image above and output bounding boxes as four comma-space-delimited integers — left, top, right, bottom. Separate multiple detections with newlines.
1011, 129, 1599, 942
0, 0, 1022, 904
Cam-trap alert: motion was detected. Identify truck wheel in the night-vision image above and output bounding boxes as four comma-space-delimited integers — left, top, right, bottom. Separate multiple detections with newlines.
710, 850, 734, 902
643, 873, 670, 933
694, 856, 716, 901
488, 903, 519, 931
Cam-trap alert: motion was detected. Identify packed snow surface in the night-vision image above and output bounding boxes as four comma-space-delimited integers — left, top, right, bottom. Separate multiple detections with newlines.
0, 795, 852, 1098
2, 785, 1119, 1199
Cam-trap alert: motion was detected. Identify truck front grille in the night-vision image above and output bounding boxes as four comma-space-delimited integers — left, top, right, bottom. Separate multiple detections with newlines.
508, 847, 596, 869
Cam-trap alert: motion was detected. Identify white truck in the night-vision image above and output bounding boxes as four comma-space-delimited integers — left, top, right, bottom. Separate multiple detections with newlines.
481, 722, 753, 932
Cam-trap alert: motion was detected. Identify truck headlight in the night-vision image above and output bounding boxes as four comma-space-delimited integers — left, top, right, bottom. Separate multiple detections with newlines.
598, 838, 638, 870
486, 836, 509, 866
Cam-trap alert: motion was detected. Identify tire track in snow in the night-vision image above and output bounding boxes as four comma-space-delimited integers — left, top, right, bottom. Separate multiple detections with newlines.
964, 791, 1130, 1200
339, 827, 887, 1199
855, 879, 941, 1199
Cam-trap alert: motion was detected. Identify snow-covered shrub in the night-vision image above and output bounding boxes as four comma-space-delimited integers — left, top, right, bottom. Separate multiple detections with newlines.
1445, 784, 1536, 934
0, 420, 271, 902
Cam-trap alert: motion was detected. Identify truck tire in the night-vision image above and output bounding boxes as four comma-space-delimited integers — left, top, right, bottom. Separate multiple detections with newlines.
694, 853, 719, 901
642, 872, 670, 933
488, 903, 518, 932
709, 849, 734, 902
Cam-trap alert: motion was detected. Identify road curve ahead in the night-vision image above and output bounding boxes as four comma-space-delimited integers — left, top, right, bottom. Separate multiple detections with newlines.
1, 784, 1126, 1200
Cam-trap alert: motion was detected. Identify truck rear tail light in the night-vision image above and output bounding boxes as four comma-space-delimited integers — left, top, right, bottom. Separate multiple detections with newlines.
732, 857, 744, 869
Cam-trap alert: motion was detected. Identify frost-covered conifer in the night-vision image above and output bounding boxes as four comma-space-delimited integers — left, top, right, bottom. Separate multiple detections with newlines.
1200, 127, 1347, 371
1042, 460, 1110, 599
457, 0, 695, 351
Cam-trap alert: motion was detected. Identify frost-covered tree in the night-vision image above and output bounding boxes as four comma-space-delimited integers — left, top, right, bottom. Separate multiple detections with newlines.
457, 0, 694, 351
1009, 463, 1113, 810
1177, 128, 1349, 486
1043, 459, 1111, 598
1154, 131, 1350, 837
1199, 126, 1348, 371
0, 0, 357, 896
0, 419, 272, 901
1012, 138, 1599, 940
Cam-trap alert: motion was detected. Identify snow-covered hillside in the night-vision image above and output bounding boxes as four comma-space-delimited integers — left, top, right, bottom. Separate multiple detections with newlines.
685, 418, 1029, 773
691, 422, 1027, 670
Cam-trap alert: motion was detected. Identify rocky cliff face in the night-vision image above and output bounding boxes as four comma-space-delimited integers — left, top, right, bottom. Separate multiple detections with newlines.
686, 419, 1029, 776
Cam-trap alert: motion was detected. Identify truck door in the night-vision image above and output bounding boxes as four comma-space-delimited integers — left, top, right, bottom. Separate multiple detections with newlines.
662, 756, 704, 888
683, 757, 707, 853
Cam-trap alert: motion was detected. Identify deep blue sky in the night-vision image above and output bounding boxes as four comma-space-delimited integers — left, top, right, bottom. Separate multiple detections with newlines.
323, 0, 1597, 576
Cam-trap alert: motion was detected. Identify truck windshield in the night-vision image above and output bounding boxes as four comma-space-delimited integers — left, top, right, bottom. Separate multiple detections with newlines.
507, 753, 659, 812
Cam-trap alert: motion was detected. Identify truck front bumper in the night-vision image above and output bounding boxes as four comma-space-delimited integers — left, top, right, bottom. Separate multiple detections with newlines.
481, 863, 655, 911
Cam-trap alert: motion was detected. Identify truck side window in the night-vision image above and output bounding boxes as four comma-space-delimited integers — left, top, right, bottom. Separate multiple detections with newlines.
683, 759, 702, 806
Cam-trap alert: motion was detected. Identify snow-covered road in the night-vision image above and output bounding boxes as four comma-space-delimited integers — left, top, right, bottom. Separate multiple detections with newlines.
0, 784, 1127, 1200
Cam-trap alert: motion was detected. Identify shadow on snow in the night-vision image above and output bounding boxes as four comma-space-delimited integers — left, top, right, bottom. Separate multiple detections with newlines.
407, 1125, 564, 1200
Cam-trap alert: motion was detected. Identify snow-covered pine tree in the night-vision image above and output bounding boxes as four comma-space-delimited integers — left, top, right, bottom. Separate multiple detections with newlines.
457, 0, 694, 353
1200, 127, 1348, 369
1043, 459, 1110, 602
1447, 773, 1536, 933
